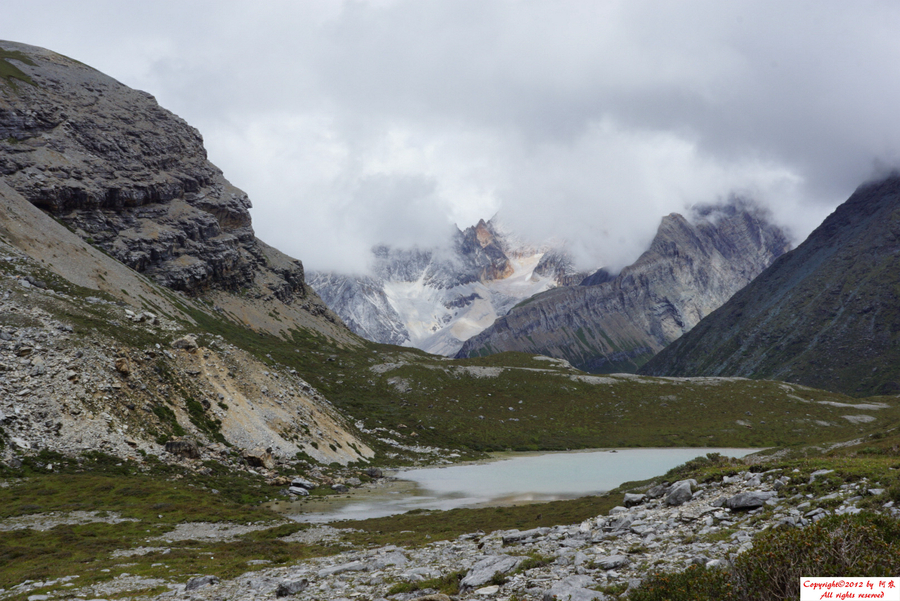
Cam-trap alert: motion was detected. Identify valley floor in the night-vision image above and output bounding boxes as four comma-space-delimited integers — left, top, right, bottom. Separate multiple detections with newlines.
3, 458, 897, 601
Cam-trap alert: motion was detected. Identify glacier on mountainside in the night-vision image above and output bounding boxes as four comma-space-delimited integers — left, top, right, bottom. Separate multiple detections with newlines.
308, 220, 584, 355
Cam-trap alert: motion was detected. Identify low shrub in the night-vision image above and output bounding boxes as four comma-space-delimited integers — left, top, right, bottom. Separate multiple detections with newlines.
514, 552, 554, 573
731, 513, 900, 600
386, 569, 465, 596
629, 565, 734, 601
629, 513, 900, 601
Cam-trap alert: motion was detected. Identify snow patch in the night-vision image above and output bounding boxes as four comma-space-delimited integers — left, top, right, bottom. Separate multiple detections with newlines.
381, 252, 559, 356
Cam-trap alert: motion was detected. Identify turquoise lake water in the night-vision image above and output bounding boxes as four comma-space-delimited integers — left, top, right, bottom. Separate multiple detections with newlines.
282, 447, 761, 523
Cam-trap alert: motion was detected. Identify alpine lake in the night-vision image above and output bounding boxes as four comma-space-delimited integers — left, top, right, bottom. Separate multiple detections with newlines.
271, 448, 762, 523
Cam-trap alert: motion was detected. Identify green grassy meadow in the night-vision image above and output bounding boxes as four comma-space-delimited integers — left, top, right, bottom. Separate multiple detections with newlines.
5, 235, 900, 598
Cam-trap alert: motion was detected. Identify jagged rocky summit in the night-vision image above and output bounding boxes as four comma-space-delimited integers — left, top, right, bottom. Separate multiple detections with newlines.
641, 175, 900, 397
457, 202, 791, 373
309, 219, 586, 355
0, 40, 339, 332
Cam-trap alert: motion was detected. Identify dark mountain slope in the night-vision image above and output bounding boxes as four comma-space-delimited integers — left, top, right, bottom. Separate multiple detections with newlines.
641, 175, 900, 396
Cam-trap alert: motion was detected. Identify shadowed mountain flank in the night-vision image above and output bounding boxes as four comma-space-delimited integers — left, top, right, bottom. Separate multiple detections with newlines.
641, 175, 900, 397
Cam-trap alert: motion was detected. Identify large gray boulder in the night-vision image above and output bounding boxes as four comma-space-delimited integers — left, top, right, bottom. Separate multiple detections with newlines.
725, 491, 776, 511
460, 554, 522, 590
605, 514, 634, 533
645, 483, 668, 499
243, 447, 275, 470
543, 575, 608, 600
316, 560, 367, 578
165, 438, 200, 459
370, 550, 409, 570
171, 335, 199, 352
290, 477, 316, 490
502, 527, 550, 545
624, 493, 646, 507
594, 555, 630, 570
665, 480, 695, 506
275, 579, 308, 597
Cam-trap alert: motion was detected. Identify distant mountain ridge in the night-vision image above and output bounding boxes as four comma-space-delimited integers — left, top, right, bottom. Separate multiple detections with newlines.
640, 175, 900, 396
456, 201, 791, 372
308, 219, 586, 355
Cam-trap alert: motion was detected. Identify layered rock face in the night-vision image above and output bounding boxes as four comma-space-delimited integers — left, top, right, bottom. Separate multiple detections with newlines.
464, 219, 515, 281
0, 41, 315, 307
0, 223, 372, 466
641, 175, 900, 396
309, 219, 582, 355
457, 202, 791, 372
532, 249, 590, 286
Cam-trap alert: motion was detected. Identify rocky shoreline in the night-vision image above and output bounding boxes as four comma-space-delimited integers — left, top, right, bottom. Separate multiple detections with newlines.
4, 466, 895, 601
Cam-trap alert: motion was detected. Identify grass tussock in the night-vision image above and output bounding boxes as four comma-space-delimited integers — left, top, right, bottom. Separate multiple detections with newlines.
387, 569, 466, 596
0, 451, 336, 590
336, 493, 620, 548
0, 48, 36, 91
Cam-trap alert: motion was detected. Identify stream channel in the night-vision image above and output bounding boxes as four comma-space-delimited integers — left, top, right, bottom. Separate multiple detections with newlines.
275, 448, 761, 523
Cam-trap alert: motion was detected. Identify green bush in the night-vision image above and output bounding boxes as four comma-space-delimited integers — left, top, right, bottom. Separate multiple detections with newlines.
731, 513, 900, 600
664, 453, 736, 481
185, 397, 225, 443
629, 513, 900, 601
152, 404, 185, 437
629, 565, 734, 601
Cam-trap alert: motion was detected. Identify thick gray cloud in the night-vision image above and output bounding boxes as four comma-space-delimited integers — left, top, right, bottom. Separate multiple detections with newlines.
4, 0, 900, 271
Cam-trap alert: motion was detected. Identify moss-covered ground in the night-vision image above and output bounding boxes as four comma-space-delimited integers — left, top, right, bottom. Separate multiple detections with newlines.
0, 453, 323, 594
0, 48, 36, 91
3, 432, 900, 598
0, 449, 620, 595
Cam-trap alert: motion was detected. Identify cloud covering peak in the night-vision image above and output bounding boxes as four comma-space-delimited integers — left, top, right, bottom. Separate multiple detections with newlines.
5, 0, 900, 272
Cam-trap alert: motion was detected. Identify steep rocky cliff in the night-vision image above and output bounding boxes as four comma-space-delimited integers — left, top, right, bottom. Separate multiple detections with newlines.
0, 177, 375, 466
0, 41, 378, 466
457, 202, 791, 372
641, 175, 900, 396
309, 219, 583, 355
0, 40, 342, 339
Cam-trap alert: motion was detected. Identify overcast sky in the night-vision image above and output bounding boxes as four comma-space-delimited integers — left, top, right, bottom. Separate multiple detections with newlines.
5, 1, 900, 272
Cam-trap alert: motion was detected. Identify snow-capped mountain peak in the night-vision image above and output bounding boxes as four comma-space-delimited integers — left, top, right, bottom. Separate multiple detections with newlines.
308, 219, 579, 355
